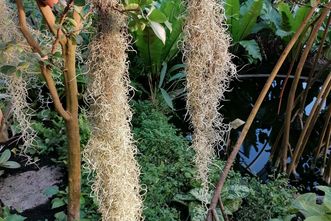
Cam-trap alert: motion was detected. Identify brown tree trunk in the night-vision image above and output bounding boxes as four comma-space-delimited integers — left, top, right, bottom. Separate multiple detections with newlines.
65, 40, 81, 221
15, 1, 82, 220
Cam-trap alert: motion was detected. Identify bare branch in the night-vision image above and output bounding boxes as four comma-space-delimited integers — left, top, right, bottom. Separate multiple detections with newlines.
40, 64, 71, 121
15, 0, 43, 56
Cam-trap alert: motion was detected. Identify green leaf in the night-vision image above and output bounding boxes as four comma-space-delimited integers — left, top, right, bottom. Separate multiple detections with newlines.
150, 22, 166, 44
1, 161, 20, 169
173, 193, 196, 202
275, 29, 292, 38
225, 0, 240, 40
51, 198, 65, 209
305, 215, 331, 221
269, 215, 295, 221
292, 193, 327, 217
54, 211, 67, 221
292, 6, 310, 32
0, 65, 16, 75
0, 150, 11, 165
189, 188, 212, 203
160, 88, 174, 110
167, 63, 185, 74
6, 214, 26, 221
317, 186, 331, 211
148, 9, 167, 23
168, 72, 186, 82
223, 198, 243, 215
222, 184, 251, 200
277, 3, 294, 31
189, 202, 207, 221
239, 40, 262, 61
135, 28, 163, 75
74, 0, 85, 6
43, 186, 59, 197
235, 0, 263, 41
158, 62, 167, 88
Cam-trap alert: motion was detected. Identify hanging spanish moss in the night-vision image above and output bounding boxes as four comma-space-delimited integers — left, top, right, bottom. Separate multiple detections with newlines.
183, 0, 236, 192
84, 1, 142, 220
0, 0, 35, 159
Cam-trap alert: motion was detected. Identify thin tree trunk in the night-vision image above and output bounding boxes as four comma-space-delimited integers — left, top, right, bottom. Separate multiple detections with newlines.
65, 39, 81, 221
15, 1, 82, 219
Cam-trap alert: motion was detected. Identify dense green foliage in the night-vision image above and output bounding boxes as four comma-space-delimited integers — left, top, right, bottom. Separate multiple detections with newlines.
236, 177, 297, 221
132, 100, 196, 220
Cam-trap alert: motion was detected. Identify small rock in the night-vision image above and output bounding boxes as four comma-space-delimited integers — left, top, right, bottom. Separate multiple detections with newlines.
0, 166, 63, 212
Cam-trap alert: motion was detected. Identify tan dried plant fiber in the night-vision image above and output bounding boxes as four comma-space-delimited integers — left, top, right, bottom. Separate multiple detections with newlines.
183, 0, 237, 193
0, 0, 35, 159
84, 1, 142, 220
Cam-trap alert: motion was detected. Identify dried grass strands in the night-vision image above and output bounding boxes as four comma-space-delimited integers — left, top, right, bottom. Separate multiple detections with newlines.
0, 0, 35, 158
183, 0, 236, 191
84, 1, 142, 220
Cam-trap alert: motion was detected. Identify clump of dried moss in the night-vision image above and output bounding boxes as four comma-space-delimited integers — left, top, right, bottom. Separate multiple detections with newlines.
84, 1, 142, 220
183, 0, 237, 192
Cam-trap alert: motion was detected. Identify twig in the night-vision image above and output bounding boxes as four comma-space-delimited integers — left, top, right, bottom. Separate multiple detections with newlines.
205, 4, 318, 221
51, 0, 74, 54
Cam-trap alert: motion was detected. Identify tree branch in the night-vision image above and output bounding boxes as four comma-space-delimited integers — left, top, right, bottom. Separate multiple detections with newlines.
51, 0, 74, 54
15, 0, 43, 56
40, 64, 71, 121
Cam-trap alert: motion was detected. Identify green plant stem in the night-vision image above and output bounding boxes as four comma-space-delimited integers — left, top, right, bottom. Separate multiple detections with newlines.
206, 4, 318, 221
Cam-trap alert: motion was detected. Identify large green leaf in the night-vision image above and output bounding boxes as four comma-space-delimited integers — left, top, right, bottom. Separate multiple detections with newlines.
148, 9, 167, 23
135, 28, 164, 75
292, 6, 310, 32
225, 0, 240, 39
317, 186, 331, 211
239, 40, 262, 61
133, 0, 184, 75
159, 0, 185, 62
221, 184, 251, 200
305, 215, 331, 221
277, 2, 295, 33
292, 193, 327, 217
235, 0, 263, 42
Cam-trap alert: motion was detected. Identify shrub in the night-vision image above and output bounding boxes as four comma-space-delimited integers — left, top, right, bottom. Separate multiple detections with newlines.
235, 176, 297, 221
132, 101, 196, 220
